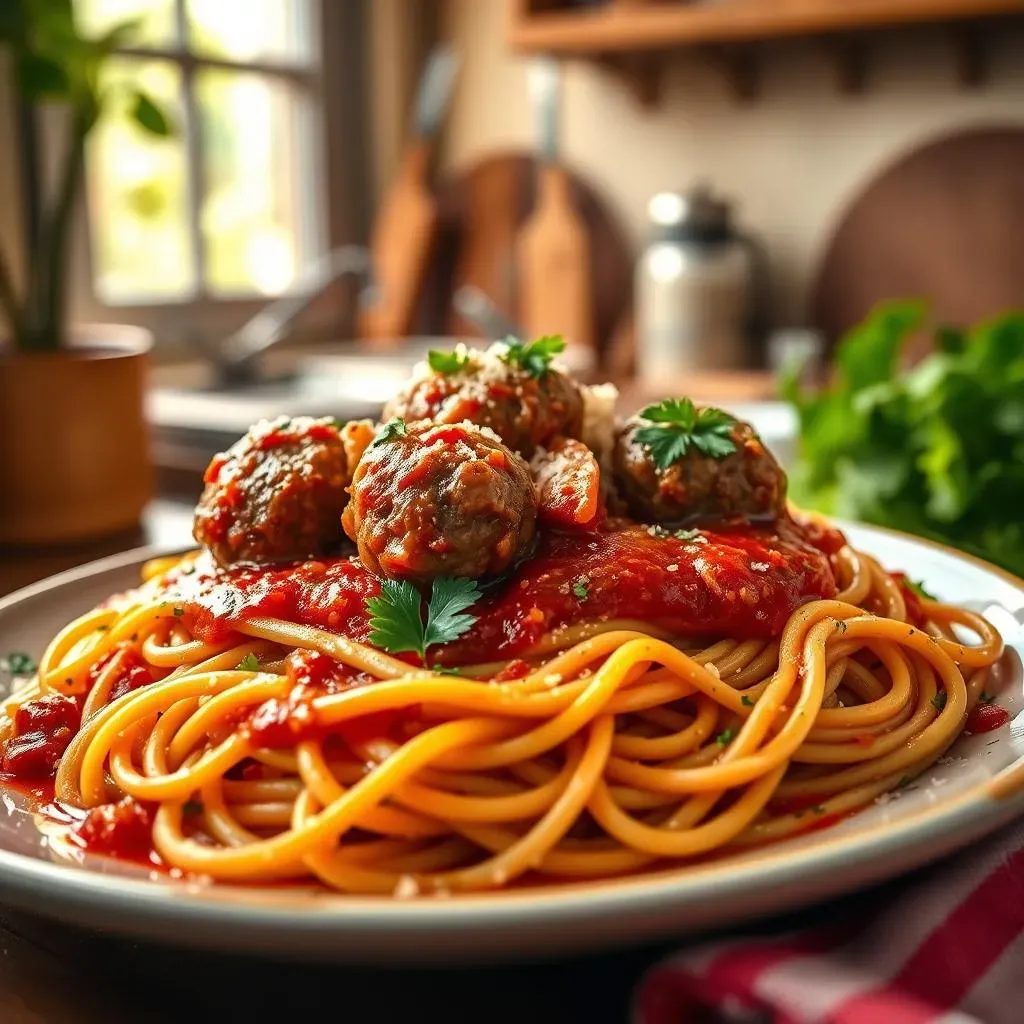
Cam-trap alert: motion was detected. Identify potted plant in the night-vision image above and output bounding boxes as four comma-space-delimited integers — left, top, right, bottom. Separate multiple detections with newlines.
0, 0, 172, 545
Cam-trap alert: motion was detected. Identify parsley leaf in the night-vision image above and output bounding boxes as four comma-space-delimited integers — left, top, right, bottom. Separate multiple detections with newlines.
372, 418, 408, 447
423, 577, 482, 653
716, 727, 735, 745
500, 335, 565, 379
573, 580, 589, 601
906, 578, 937, 602
366, 579, 425, 658
635, 398, 738, 469
1, 652, 36, 676
367, 577, 481, 664
428, 348, 471, 375
237, 653, 260, 672
931, 690, 947, 712
741, 695, 754, 707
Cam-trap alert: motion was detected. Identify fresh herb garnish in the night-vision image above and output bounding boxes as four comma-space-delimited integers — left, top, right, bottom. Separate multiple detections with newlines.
237, 653, 260, 672
428, 348, 471, 375
716, 727, 735, 745
500, 335, 565, 379
366, 576, 481, 665
372, 418, 408, 446
572, 579, 589, 601
741, 695, 754, 707
172, 605, 184, 617
636, 398, 738, 470
183, 800, 203, 816
1, 652, 36, 676
432, 664, 463, 676
906, 579, 937, 602
931, 691, 947, 712
674, 528, 702, 541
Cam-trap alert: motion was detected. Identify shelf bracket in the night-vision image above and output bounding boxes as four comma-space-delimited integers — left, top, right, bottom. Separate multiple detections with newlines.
596, 53, 664, 108
953, 24, 989, 88
708, 46, 761, 103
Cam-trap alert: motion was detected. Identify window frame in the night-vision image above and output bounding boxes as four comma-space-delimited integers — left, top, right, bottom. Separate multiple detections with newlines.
67, 0, 368, 351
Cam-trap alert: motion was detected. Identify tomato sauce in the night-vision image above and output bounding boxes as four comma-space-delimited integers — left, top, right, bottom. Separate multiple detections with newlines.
165, 517, 840, 664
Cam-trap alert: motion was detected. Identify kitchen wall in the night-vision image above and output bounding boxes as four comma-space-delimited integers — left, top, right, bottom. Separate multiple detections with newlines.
441, 1, 1024, 327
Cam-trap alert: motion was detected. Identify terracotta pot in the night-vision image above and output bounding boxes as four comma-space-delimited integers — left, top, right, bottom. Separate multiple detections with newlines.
0, 325, 153, 545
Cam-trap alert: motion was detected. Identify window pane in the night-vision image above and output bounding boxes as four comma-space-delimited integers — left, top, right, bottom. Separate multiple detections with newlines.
86, 59, 195, 302
196, 70, 314, 296
186, 0, 313, 63
74, 0, 177, 48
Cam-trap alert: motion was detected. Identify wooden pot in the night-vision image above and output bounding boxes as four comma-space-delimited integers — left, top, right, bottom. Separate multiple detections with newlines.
0, 326, 153, 546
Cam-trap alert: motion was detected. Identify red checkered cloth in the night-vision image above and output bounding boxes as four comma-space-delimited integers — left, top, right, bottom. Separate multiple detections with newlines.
633, 819, 1024, 1024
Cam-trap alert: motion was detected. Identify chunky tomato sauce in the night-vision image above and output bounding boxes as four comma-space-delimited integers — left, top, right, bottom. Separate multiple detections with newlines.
165, 517, 840, 664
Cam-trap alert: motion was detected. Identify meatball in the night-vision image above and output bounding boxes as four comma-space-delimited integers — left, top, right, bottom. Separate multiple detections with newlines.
194, 416, 374, 566
343, 420, 537, 583
613, 411, 787, 524
382, 344, 583, 457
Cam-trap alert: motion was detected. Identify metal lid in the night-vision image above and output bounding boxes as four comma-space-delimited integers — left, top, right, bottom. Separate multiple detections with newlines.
647, 184, 733, 243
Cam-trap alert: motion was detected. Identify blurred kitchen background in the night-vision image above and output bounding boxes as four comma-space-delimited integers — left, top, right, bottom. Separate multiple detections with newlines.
2, 0, 1023, 587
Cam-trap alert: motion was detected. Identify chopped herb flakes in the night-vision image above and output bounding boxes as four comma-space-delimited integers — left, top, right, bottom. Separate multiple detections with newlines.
2, 652, 37, 675
716, 728, 735, 745
931, 691, 947, 712
741, 695, 754, 707
237, 653, 260, 672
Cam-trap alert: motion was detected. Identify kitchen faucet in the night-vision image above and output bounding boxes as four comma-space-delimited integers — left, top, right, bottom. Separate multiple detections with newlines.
207, 245, 377, 388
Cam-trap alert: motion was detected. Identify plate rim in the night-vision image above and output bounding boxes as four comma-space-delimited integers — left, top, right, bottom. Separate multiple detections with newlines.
1, 522, 1023, 957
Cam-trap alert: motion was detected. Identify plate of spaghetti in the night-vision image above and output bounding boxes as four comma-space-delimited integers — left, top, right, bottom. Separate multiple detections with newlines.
1, 336, 1022, 963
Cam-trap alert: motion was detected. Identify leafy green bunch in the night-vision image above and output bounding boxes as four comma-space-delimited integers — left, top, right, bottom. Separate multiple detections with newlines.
784, 301, 1024, 577
0, 0, 173, 352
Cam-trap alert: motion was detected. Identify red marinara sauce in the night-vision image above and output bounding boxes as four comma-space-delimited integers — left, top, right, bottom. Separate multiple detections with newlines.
164, 515, 841, 663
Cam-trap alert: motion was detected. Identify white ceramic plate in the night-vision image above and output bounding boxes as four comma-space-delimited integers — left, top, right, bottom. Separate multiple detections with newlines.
0, 522, 1022, 965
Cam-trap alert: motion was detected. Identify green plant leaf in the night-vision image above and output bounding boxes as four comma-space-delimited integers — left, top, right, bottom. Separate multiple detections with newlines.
17, 53, 70, 98
130, 90, 171, 135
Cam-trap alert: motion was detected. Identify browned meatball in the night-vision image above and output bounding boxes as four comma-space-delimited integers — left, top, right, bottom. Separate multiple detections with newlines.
613, 410, 787, 525
194, 416, 374, 566
382, 345, 583, 457
342, 420, 537, 582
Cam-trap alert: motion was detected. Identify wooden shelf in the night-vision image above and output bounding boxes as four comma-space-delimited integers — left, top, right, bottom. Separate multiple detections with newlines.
509, 0, 1024, 55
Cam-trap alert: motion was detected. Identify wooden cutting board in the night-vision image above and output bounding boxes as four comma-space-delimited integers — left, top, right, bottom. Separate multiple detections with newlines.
811, 127, 1024, 359
412, 151, 633, 371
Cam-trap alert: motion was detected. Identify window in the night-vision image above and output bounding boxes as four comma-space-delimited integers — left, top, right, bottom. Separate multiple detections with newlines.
69, 0, 365, 341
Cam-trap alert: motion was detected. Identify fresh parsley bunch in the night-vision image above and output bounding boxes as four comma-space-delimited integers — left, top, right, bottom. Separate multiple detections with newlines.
784, 302, 1024, 577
